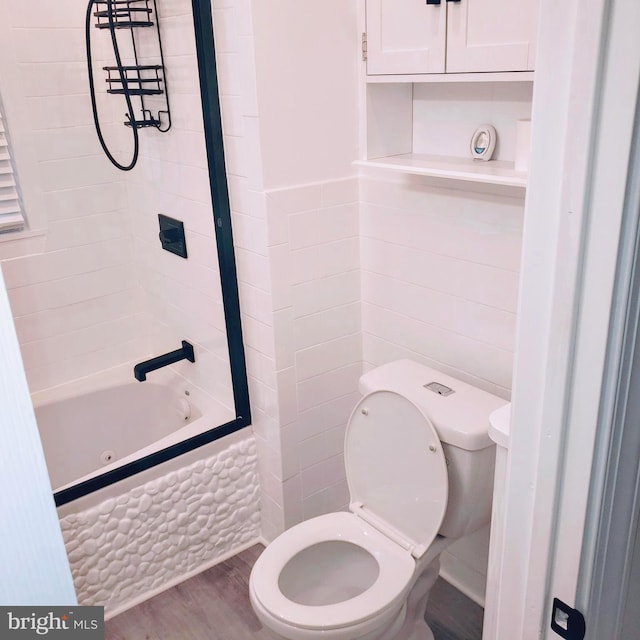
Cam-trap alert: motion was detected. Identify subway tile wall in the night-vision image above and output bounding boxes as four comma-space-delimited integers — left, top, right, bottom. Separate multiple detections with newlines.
213, 0, 362, 539
212, 0, 283, 540
0, 0, 234, 414
0, 2, 145, 392
238, 180, 362, 540
361, 173, 524, 398
124, 0, 234, 413
266, 180, 361, 528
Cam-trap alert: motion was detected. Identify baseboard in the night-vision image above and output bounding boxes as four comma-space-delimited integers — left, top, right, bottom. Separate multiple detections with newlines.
104, 536, 263, 620
439, 550, 487, 608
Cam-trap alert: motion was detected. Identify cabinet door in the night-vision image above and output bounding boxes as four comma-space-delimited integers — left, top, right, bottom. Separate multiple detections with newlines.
445, 0, 539, 73
366, 0, 446, 75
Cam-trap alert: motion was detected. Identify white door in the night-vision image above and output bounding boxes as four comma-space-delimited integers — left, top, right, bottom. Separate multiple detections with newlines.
366, 0, 446, 75
446, 0, 538, 72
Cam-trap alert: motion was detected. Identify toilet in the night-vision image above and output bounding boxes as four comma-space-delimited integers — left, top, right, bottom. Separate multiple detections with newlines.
249, 359, 505, 640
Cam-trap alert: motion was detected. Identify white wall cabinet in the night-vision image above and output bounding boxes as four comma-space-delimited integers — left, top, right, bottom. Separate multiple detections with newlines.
366, 0, 538, 75
359, 0, 538, 189
365, 0, 447, 75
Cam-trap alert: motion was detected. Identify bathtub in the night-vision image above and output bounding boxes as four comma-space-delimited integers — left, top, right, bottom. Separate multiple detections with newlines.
32, 363, 234, 493
31, 365, 261, 617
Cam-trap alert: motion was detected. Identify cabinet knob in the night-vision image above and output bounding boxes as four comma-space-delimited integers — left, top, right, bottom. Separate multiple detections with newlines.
426, 0, 441, 5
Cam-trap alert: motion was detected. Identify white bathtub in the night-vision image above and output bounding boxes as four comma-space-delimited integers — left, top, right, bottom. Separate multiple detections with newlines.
32, 363, 235, 492
31, 364, 261, 616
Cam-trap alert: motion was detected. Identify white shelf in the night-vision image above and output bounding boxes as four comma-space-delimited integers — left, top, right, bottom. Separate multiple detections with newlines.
355, 153, 528, 188
366, 71, 535, 85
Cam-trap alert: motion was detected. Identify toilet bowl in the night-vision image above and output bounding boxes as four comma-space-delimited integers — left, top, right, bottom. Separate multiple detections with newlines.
250, 512, 417, 640
250, 360, 504, 640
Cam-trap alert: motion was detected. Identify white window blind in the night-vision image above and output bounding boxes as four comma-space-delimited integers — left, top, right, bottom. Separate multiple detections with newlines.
0, 103, 25, 233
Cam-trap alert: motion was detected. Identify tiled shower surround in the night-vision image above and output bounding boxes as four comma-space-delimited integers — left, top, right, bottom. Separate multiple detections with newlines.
0, 0, 233, 407
60, 437, 260, 615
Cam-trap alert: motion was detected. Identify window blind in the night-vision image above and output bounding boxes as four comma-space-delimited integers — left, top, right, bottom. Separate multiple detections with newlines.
0, 104, 25, 233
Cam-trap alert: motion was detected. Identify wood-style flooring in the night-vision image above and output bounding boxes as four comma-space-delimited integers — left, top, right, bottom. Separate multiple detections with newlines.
105, 544, 483, 640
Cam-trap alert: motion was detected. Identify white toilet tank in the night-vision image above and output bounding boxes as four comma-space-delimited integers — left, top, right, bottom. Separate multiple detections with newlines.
359, 360, 506, 539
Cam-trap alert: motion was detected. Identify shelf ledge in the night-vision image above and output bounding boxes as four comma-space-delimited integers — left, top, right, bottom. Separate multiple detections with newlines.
366, 71, 534, 85
355, 153, 527, 188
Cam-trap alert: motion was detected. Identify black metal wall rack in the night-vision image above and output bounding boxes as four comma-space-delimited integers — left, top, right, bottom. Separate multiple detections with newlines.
88, 0, 171, 144
93, 0, 155, 29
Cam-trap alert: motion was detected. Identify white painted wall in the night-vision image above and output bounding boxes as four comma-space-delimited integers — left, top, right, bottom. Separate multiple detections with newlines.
0, 268, 76, 605
412, 82, 534, 162
251, 1, 360, 189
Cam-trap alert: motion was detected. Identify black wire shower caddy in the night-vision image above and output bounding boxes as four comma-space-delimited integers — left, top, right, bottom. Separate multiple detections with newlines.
86, 0, 171, 170
93, 0, 171, 131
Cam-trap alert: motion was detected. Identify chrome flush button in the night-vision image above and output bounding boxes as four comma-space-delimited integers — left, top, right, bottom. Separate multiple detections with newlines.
424, 381, 455, 396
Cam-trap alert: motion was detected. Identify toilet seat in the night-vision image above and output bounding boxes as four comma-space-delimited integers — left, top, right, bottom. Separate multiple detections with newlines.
250, 512, 415, 631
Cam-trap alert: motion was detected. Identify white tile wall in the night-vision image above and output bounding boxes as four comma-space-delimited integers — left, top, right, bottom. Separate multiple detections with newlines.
212, 0, 281, 541
234, 182, 363, 537
263, 180, 362, 525
0, 3, 143, 392
213, 0, 362, 538
124, 0, 236, 409
0, 0, 234, 411
360, 174, 524, 398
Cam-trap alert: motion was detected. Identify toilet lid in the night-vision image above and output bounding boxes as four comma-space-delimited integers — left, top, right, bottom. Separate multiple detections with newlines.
345, 391, 448, 554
